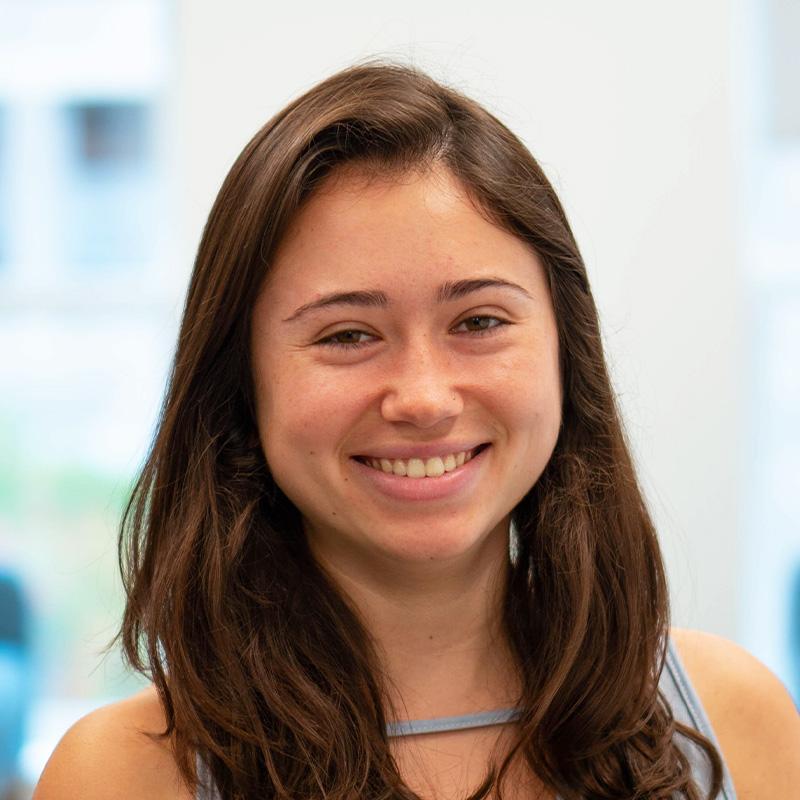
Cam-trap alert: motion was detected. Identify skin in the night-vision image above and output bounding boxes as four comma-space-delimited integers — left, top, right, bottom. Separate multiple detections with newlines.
249, 164, 562, 726
33, 167, 800, 799
247, 165, 564, 797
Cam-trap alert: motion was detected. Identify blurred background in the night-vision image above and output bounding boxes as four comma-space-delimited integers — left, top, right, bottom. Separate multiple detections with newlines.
0, 0, 797, 795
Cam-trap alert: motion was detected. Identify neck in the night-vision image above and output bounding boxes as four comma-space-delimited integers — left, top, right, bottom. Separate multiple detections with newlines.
309, 521, 521, 722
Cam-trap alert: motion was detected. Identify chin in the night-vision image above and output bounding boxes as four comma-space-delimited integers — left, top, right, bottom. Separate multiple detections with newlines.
369, 518, 508, 565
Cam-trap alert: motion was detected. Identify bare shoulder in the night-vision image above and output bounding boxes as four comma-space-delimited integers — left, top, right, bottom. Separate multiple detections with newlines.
33, 685, 193, 800
671, 627, 800, 799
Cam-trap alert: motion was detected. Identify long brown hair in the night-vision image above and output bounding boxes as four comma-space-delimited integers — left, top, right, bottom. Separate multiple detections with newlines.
119, 61, 723, 799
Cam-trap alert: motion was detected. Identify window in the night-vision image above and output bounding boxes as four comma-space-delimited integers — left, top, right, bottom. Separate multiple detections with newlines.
61, 101, 156, 267
0, 106, 7, 267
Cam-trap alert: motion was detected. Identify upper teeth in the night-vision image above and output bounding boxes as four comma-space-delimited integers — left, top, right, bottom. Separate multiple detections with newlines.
362, 449, 476, 478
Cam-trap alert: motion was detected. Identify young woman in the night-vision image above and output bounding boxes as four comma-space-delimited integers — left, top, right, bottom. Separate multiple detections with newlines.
34, 62, 799, 800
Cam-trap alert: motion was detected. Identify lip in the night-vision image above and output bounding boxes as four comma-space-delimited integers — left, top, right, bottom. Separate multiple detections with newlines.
349, 444, 491, 502
351, 441, 489, 460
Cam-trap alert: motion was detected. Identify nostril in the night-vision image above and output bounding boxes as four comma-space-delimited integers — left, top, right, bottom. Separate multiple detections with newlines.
379, 396, 464, 428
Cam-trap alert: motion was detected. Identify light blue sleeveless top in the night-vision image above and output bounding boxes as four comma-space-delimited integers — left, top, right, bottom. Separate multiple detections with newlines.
196, 638, 737, 798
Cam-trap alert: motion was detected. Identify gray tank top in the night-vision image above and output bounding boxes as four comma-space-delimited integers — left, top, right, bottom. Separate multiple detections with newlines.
196, 637, 737, 798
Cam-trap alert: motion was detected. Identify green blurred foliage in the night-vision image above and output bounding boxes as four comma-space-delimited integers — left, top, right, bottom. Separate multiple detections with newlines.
0, 415, 148, 700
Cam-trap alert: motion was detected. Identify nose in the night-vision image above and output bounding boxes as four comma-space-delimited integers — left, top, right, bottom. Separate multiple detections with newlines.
379, 341, 464, 429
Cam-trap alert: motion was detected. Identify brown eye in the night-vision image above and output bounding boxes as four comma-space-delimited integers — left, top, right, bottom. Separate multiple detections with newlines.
317, 329, 375, 349
454, 316, 506, 334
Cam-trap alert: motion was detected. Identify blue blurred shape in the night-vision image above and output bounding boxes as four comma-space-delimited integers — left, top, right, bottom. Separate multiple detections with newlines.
0, 570, 31, 793
62, 100, 156, 268
790, 560, 800, 708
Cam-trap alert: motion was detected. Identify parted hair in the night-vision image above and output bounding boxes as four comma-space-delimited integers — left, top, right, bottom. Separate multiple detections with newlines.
118, 61, 723, 799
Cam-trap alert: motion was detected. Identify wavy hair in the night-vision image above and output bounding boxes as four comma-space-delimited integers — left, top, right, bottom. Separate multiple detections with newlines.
119, 61, 723, 799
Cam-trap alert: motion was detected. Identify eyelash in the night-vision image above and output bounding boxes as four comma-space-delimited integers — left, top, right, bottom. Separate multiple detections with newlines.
316, 315, 509, 350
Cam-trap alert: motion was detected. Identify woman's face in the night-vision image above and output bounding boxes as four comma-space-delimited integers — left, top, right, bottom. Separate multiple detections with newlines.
251, 165, 561, 572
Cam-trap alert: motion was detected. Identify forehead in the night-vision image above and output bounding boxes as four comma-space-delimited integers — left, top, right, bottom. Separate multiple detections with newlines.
261, 165, 546, 304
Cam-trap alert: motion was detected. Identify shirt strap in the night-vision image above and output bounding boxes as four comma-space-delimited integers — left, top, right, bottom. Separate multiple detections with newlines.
386, 707, 522, 737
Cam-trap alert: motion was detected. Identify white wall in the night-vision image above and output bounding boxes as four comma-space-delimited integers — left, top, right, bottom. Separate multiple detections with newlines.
174, 0, 742, 640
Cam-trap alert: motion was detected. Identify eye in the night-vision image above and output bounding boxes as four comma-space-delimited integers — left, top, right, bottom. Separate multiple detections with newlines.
452, 315, 508, 335
316, 329, 376, 349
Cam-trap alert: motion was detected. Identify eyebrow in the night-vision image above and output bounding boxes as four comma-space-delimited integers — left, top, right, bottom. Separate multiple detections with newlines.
282, 278, 533, 323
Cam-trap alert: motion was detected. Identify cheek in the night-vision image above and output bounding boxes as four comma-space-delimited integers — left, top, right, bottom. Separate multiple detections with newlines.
491, 341, 561, 411
255, 359, 362, 466
490, 347, 562, 459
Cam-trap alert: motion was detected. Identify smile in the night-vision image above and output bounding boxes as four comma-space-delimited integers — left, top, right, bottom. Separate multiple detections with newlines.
354, 445, 488, 478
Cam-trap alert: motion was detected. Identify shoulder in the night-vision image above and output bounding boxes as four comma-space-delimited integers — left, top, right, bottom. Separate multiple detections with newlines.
33, 685, 193, 800
670, 627, 800, 799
